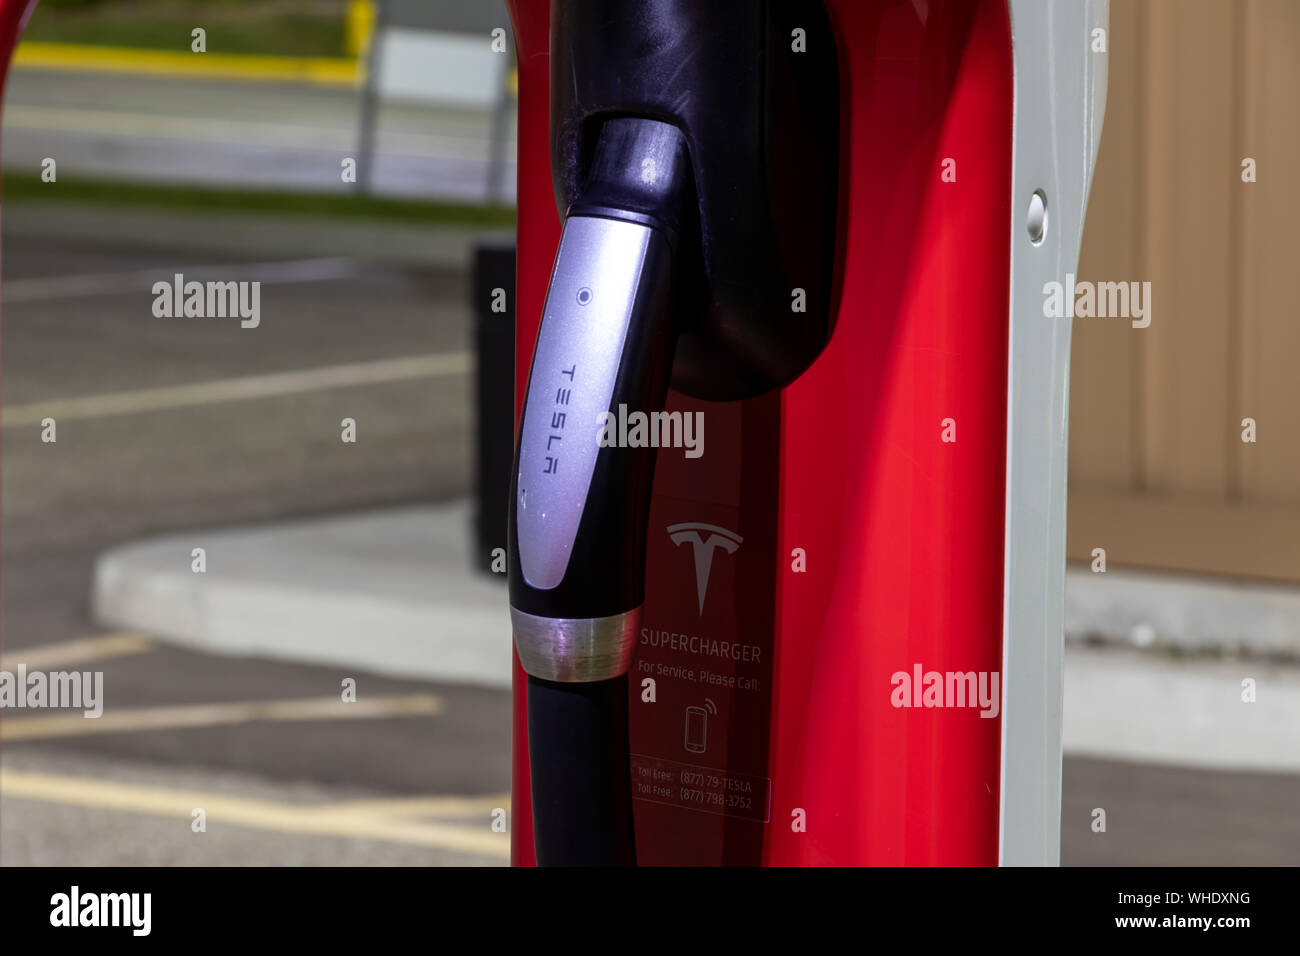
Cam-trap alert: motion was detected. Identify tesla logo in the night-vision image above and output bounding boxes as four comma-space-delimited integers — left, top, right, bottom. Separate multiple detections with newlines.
667, 522, 742, 614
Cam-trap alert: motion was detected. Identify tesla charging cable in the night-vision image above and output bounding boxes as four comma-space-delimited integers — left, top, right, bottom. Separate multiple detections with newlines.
509, 118, 693, 866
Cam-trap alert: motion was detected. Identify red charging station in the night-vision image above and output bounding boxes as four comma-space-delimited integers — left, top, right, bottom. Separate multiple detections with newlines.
0, 0, 1109, 874
508, 0, 1106, 867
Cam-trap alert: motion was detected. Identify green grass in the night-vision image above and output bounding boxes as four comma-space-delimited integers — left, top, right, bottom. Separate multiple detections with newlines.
1, 174, 518, 229
23, 1, 350, 58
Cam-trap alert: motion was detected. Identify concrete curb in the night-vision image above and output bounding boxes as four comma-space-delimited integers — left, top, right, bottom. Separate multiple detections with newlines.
1063, 644, 1300, 772
1065, 566, 1300, 659
91, 501, 512, 689
91, 508, 1300, 682
90, 503, 1300, 768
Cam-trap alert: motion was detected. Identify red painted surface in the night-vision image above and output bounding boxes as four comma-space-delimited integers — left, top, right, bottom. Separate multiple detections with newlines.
507, 0, 1012, 865
507, 0, 557, 868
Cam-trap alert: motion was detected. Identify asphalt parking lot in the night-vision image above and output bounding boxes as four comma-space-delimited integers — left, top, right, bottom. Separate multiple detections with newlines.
1, 233, 512, 865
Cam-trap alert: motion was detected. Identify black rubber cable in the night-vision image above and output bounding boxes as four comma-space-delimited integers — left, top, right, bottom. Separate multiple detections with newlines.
526, 674, 636, 866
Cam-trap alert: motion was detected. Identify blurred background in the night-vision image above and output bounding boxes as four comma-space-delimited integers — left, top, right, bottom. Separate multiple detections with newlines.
0, 0, 1297, 866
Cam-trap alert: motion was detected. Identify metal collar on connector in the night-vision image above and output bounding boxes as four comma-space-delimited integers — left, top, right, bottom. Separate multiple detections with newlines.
511, 607, 640, 683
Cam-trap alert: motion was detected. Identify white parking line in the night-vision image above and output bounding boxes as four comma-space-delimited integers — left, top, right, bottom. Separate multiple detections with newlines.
1, 352, 472, 427
0, 768, 508, 858
2, 257, 362, 303
1, 694, 444, 741
0, 633, 152, 671
2, 105, 497, 160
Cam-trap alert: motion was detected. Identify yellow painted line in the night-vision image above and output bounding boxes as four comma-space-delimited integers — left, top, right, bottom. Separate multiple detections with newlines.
346, 0, 377, 58
13, 43, 359, 88
0, 769, 508, 858
1, 694, 443, 741
328, 793, 511, 818
1, 352, 472, 428
0, 633, 152, 671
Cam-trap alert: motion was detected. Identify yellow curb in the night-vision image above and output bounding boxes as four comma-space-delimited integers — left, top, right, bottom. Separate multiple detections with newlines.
13, 42, 360, 88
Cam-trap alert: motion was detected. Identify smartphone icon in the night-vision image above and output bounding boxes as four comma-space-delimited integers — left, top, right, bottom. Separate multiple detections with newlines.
685, 706, 708, 754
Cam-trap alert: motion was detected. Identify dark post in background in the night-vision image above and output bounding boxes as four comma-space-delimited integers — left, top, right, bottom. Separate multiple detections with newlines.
473, 243, 517, 574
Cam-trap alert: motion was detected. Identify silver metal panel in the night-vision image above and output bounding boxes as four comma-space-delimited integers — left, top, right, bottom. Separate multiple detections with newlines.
1000, 0, 1108, 865
516, 215, 653, 589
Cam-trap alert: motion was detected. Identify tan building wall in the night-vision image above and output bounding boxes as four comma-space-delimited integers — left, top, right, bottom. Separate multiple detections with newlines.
1068, 0, 1300, 582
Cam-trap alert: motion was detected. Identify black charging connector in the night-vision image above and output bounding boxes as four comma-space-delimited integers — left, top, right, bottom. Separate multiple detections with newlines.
509, 117, 694, 866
